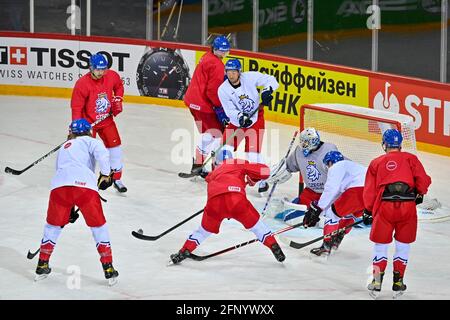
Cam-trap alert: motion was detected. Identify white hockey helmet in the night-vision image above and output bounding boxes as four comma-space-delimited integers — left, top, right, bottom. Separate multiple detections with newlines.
300, 127, 320, 156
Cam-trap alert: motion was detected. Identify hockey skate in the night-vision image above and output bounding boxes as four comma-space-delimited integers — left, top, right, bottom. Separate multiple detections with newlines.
270, 243, 286, 262
258, 181, 269, 193
168, 249, 191, 266
331, 231, 345, 250
102, 263, 119, 286
392, 271, 407, 299
310, 241, 331, 256
34, 259, 51, 282
368, 272, 384, 299
113, 180, 127, 193
192, 163, 209, 179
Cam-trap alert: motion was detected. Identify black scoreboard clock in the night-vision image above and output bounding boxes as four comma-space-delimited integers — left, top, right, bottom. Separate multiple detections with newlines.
136, 47, 190, 99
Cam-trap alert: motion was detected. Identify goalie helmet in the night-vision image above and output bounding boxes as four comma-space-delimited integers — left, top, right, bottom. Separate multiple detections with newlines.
89, 53, 108, 70
300, 127, 320, 156
382, 129, 403, 149
69, 118, 91, 134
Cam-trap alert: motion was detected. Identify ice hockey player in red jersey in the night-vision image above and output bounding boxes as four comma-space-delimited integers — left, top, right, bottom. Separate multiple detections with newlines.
301, 150, 367, 256
169, 159, 286, 264
363, 129, 431, 298
71, 52, 127, 193
182, 35, 231, 177
34, 119, 119, 285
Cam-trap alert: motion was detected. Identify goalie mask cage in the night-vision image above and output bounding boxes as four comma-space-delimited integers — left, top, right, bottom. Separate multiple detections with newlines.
298, 103, 441, 214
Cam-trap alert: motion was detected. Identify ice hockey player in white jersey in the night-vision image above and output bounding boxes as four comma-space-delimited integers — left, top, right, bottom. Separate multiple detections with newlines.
216, 58, 279, 193
268, 127, 338, 209
34, 118, 119, 285
302, 151, 367, 256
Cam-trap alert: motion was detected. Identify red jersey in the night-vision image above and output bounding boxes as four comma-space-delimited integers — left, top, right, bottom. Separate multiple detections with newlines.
183, 51, 225, 114
71, 70, 124, 129
363, 151, 431, 213
205, 159, 270, 199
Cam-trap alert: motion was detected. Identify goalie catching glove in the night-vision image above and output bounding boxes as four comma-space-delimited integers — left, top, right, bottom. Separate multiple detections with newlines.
97, 171, 114, 190
303, 201, 322, 227
266, 159, 292, 184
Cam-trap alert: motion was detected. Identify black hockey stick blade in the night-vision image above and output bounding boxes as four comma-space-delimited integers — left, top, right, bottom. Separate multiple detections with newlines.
132, 208, 204, 241
4, 166, 25, 175
178, 172, 198, 178
27, 248, 40, 260
131, 229, 160, 241
287, 220, 364, 249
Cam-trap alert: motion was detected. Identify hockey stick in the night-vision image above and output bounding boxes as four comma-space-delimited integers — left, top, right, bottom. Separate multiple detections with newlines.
285, 219, 363, 249
131, 208, 204, 241
261, 130, 299, 217
26, 196, 108, 260
5, 113, 112, 175
179, 106, 263, 178
188, 221, 304, 261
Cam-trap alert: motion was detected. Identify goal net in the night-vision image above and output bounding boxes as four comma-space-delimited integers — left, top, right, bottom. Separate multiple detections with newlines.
300, 103, 442, 216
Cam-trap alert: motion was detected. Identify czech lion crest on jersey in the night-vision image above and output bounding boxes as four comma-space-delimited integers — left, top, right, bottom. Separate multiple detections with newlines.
238, 94, 255, 113
306, 161, 321, 182
95, 93, 110, 113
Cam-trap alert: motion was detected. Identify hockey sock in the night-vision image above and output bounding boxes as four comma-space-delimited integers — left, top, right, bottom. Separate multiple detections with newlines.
109, 146, 123, 177
182, 225, 212, 252
338, 216, 356, 235
249, 219, 274, 248
373, 243, 389, 275
39, 223, 62, 261
393, 240, 410, 277
91, 224, 113, 264
323, 218, 340, 243
195, 133, 215, 165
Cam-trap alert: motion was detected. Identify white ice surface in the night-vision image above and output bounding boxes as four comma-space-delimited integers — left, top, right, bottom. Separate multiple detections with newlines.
0, 96, 449, 300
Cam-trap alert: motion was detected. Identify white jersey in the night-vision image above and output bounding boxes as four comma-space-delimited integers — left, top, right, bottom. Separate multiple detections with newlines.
317, 160, 367, 211
286, 142, 338, 193
218, 71, 279, 127
51, 136, 110, 192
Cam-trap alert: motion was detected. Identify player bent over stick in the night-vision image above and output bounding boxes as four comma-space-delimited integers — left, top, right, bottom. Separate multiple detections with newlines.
34, 119, 119, 285
363, 129, 431, 299
169, 159, 286, 265
216, 59, 279, 193
301, 151, 367, 256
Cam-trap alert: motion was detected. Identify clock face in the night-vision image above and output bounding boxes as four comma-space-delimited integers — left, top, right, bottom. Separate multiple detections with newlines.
136, 48, 190, 100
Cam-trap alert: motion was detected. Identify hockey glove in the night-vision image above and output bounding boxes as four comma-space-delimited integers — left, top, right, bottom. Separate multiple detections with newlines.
415, 194, 424, 205
303, 201, 322, 227
238, 112, 253, 128
261, 86, 273, 106
213, 106, 230, 126
362, 209, 373, 225
97, 171, 113, 190
69, 207, 80, 224
111, 96, 123, 117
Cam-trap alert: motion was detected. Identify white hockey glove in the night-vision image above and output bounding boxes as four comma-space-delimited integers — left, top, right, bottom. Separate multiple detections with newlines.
267, 159, 292, 184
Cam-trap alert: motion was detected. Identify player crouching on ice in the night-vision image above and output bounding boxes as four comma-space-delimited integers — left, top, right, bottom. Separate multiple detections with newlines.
302, 151, 367, 256
363, 129, 431, 298
34, 119, 119, 285
169, 158, 286, 265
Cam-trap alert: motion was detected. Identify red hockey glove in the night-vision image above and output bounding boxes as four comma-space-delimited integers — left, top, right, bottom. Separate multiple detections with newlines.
111, 96, 123, 117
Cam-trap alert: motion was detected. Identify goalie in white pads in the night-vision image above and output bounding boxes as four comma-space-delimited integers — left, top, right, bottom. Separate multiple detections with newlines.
267, 128, 338, 221
301, 151, 367, 256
